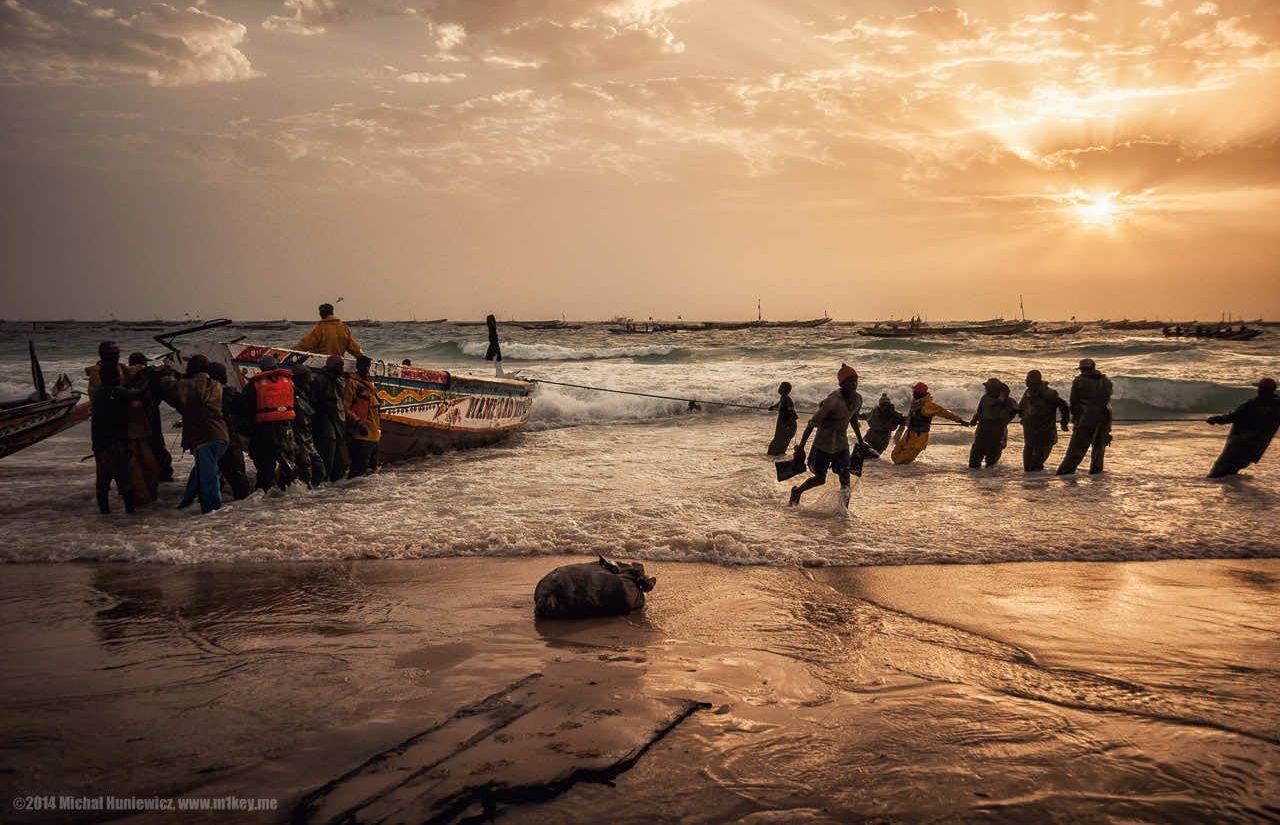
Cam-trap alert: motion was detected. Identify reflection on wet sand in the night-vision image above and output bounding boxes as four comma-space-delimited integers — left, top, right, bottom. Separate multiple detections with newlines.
1, 558, 1277, 823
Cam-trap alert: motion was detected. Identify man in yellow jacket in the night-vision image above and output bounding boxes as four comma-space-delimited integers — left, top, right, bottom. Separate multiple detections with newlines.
344, 355, 381, 477
295, 303, 365, 357
891, 382, 969, 465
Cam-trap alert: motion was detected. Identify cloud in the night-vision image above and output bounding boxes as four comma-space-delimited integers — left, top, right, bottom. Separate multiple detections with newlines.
398, 71, 466, 84
0, 1, 257, 86
262, 0, 417, 36
263, 0, 688, 76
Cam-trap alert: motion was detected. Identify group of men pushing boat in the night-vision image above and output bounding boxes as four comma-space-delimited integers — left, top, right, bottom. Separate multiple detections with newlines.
88, 304, 380, 515
771, 360, 1280, 507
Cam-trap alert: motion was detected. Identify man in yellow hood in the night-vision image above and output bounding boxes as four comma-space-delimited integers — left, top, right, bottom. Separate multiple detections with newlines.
295, 303, 365, 358
891, 382, 969, 465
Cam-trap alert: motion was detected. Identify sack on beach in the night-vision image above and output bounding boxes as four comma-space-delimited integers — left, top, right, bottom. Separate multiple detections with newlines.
534, 555, 656, 619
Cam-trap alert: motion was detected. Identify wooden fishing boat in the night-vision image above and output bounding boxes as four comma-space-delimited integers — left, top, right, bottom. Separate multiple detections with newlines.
1100, 319, 1168, 330
0, 395, 88, 459
177, 341, 534, 461
1029, 323, 1084, 335
971, 320, 1034, 335
0, 344, 87, 460
762, 317, 832, 329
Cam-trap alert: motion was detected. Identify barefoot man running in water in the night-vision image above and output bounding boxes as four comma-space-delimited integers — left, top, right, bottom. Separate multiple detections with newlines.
790, 364, 866, 508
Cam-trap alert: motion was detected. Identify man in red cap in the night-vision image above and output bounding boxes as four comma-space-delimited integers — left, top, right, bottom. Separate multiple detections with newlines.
789, 363, 867, 506
890, 381, 968, 465
1207, 377, 1280, 478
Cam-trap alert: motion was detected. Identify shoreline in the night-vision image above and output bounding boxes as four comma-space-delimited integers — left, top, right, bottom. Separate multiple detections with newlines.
2, 555, 1277, 822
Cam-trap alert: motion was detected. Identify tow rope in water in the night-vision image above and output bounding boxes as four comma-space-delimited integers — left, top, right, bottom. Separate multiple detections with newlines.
528, 377, 1210, 424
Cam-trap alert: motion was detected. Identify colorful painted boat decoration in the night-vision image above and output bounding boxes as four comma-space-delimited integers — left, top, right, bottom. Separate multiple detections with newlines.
176, 341, 535, 462
0, 343, 87, 459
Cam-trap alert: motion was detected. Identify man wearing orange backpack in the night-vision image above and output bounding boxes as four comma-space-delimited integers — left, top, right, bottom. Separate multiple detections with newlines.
244, 354, 298, 492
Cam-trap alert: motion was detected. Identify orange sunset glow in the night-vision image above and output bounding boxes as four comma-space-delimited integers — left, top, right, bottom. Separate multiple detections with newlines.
2, 0, 1278, 320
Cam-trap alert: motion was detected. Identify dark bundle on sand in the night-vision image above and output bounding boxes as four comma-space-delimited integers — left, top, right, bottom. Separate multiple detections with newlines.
534, 555, 656, 618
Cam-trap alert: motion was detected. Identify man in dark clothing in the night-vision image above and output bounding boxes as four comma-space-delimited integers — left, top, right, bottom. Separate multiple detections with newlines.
767, 381, 797, 456
345, 355, 382, 478
161, 355, 229, 514
312, 354, 349, 482
128, 352, 175, 482
790, 364, 866, 507
244, 354, 297, 492
968, 378, 1019, 469
207, 362, 253, 500
91, 365, 139, 514
290, 364, 327, 487
1056, 358, 1113, 475
860, 393, 905, 454
1017, 370, 1070, 471
1207, 378, 1280, 478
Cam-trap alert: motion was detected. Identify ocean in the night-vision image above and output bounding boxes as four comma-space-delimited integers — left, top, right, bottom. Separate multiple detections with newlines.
1, 320, 1276, 565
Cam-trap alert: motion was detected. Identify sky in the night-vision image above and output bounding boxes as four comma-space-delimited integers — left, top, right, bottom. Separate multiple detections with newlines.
1, 0, 1278, 322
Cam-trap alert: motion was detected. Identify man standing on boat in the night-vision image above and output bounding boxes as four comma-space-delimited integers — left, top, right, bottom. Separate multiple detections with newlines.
296, 303, 365, 358
345, 355, 382, 477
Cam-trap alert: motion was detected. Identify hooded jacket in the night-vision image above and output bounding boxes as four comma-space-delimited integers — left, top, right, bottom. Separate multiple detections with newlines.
343, 373, 382, 442
295, 317, 364, 358
1019, 381, 1069, 440
905, 394, 965, 433
161, 372, 228, 449
1209, 395, 1280, 465
1069, 370, 1113, 426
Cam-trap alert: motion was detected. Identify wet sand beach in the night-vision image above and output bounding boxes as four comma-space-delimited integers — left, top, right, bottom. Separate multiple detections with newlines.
3, 556, 1277, 823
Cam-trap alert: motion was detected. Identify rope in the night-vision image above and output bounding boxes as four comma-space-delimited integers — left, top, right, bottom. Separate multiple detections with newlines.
528, 378, 1212, 425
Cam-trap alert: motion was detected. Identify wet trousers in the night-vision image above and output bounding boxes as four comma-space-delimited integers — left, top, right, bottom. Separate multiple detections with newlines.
1022, 432, 1057, 472
767, 420, 797, 456
180, 440, 227, 514
891, 430, 929, 465
250, 423, 296, 491
348, 439, 380, 477
968, 424, 1008, 469
95, 445, 135, 514
315, 435, 349, 483
219, 439, 253, 500
1056, 423, 1107, 475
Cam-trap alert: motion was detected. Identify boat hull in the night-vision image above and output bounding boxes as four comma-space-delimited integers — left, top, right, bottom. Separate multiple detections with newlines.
0, 394, 88, 459
180, 343, 535, 464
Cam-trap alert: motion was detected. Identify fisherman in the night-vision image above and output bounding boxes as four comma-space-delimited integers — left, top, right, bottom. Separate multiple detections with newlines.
245, 354, 297, 492
968, 377, 1018, 469
207, 362, 253, 501
767, 381, 798, 456
789, 364, 866, 506
860, 393, 905, 454
86, 341, 126, 403
289, 364, 327, 487
1056, 358, 1113, 475
295, 303, 364, 357
90, 363, 139, 514
891, 382, 969, 465
161, 354, 228, 514
312, 354, 349, 482
1017, 370, 1070, 471
345, 355, 382, 477
128, 352, 175, 482
120, 363, 159, 506
1206, 378, 1280, 478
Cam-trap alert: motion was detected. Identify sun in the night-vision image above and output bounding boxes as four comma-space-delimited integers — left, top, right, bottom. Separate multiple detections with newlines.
1074, 191, 1122, 228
